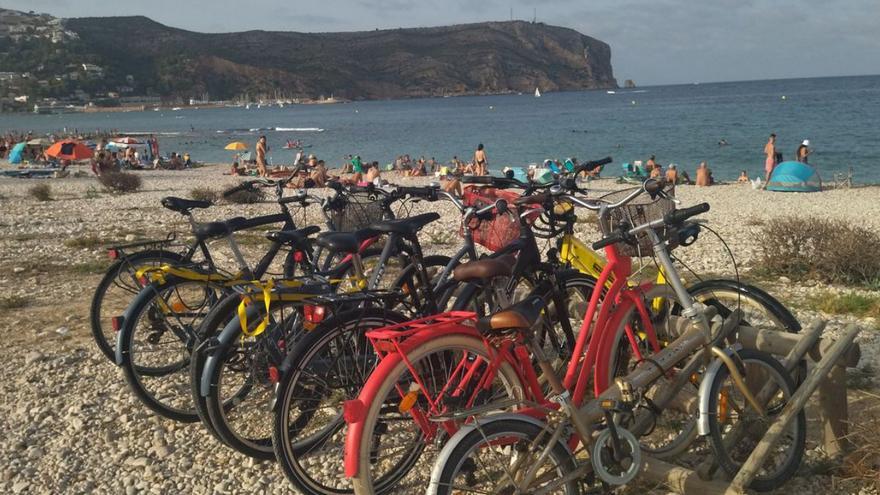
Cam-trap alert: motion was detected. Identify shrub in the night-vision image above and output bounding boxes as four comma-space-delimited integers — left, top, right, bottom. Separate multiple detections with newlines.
223, 187, 264, 204
28, 183, 52, 201
757, 216, 880, 287
190, 187, 218, 203
0, 295, 28, 309
98, 171, 142, 193
84, 186, 101, 199
64, 235, 105, 249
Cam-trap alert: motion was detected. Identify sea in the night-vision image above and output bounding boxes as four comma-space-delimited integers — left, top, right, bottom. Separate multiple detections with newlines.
3, 75, 879, 182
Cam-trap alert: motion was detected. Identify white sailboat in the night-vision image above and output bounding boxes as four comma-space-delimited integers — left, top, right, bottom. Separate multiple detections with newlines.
534, 87, 541, 98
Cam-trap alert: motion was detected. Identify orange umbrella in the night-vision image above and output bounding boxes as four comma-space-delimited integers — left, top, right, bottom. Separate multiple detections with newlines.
46, 140, 94, 160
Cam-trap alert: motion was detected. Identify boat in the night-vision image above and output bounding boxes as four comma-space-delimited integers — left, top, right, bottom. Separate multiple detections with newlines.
171, 107, 182, 111
246, 103, 251, 110
534, 87, 541, 98
607, 90, 616, 95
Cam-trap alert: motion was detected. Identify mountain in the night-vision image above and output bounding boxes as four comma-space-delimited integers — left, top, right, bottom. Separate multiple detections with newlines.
0, 8, 616, 102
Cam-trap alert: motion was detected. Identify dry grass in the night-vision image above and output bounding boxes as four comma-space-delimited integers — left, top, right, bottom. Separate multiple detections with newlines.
223, 187, 265, 204
190, 187, 219, 203
756, 217, 880, 287
28, 183, 52, 201
840, 394, 880, 490
63, 235, 105, 249
98, 171, 142, 193
0, 295, 28, 309
807, 292, 880, 318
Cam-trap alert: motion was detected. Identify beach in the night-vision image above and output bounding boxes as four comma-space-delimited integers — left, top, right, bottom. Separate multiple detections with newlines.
0, 166, 878, 494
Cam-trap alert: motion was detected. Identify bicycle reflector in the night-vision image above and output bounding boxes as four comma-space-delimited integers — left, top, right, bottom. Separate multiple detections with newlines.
304, 305, 326, 326
294, 251, 305, 263
398, 383, 420, 413
107, 249, 119, 260
268, 366, 280, 384
111, 316, 124, 332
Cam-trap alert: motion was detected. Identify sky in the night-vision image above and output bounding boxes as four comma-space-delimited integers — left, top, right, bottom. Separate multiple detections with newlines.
7, 0, 880, 86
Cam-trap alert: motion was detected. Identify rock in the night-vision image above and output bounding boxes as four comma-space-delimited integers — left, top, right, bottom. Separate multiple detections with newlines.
12, 267, 25, 274
11, 480, 29, 494
125, 234, 137, 242
24, 351, 45, 365
55, 326, 70, 337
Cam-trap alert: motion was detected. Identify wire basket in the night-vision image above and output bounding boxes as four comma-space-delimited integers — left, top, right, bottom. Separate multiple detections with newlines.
460, 186, 539, 252
329, 191, 386, 232
596, 186, 676, 257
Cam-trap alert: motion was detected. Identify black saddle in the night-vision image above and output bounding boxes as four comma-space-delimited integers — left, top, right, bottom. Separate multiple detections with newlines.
266, 226, 321, 248
371, 212, 440, 236
193, 217, 247, 238
315, 228, 379, 254
161, 196, 212, 214
476, 294, 546, 335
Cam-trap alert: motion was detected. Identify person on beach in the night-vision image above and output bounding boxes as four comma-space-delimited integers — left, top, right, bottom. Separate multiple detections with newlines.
665, 164, 678, 184
256, 136, 268, 177
796, 140, 811, 163
764, 134, 777, 183
650, 164, 662, 179
474, 144, 488, 175
646, 155, 658, 172
310, 160, 329, 187
351, 155, 363, 174
737, 170, 750, 184
696, 161, 712, 186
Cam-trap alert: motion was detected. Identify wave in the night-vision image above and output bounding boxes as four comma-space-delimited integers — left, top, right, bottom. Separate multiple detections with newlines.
275, 127, 325, 132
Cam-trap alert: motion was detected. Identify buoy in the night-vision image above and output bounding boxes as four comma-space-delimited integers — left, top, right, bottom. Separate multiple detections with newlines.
489, 106, 494, 110
781, 95, 787, 100
631, 100, 636, 105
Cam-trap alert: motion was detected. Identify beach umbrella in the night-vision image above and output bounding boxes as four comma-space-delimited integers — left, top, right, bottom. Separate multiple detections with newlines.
27, 138, 51, 146
46, 140, 94, 160
225, 142, 248, 151
113, 137, 140, 145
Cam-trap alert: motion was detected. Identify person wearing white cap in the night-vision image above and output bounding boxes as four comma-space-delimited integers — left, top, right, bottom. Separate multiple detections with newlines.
796, 139, 811, 164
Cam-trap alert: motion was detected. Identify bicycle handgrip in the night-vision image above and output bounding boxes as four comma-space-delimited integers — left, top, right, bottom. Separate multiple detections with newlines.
664, 202, 710, 225
643, 178, 666, 197
592, 231, 627, 251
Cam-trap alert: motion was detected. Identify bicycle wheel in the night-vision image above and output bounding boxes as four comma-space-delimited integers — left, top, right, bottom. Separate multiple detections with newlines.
350, 333, 525, 495
189, 292, 242, 441
428, 418, 579, 495
202, 300, 310, 459
272, 308, 411, 493
90, 249, 184, 362
707, 349, 805, 492
117, 276, 225, 422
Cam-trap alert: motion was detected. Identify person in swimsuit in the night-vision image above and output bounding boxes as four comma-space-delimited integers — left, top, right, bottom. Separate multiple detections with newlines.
256, 135, 268, 177
474, 143, 487, 175
764, 133, 777, 183
796, 139, 811, 163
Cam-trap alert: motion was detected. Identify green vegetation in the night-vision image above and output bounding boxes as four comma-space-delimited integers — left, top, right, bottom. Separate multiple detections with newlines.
0, 295, 28, 309
64, 235, 105, 249
190, 187, 218, 203
806, 292, 880, 318
28, 183, 52, 201
70, 260, 112, 274
757, 217, 880, 287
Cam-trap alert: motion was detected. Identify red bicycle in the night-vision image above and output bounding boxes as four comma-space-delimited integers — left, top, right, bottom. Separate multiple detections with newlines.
343, 179, 703, 494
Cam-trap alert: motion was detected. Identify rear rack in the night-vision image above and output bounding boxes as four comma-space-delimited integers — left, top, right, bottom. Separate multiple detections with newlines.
366, 311, 478, 354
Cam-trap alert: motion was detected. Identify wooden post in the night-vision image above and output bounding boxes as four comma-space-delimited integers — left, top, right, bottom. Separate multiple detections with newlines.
818, 364, 850, 456
727, 324, 861, 494
642, 457, 731, 495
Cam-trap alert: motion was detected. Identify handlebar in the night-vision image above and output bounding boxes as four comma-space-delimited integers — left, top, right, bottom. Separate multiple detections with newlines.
664, 202, 710, 225
573, 156, 612, 175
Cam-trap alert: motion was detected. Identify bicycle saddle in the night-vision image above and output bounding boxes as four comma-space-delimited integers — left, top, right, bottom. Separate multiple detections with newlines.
452, 255, 516, 282
315, 228, 380, 254
266, 226, 321, 248
193, 217, 247, 238
477, 294, 546, 334
161, 196, 212, 214
370, 212, 440, 236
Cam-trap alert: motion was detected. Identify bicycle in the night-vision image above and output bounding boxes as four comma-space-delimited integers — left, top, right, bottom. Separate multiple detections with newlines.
273, 187, 594, 493
346, 178, 803, 495
425, 180, 804, 493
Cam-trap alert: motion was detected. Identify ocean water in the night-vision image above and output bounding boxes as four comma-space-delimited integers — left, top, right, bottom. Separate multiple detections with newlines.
3, 75, 879, 182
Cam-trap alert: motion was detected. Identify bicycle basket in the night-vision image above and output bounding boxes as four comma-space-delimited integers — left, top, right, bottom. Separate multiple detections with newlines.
460, 186, 540, 252
596, 186, 675, 257
329, 191, 386, 232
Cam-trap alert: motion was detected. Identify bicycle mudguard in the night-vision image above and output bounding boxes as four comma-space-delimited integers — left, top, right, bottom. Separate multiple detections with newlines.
697, 344, 743, 436
426, 414, 565, 495
342, 324, 483, 478
199, 303, 263, 397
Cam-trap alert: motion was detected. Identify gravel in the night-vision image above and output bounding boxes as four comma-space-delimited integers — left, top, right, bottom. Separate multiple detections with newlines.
0, 166, 877, 494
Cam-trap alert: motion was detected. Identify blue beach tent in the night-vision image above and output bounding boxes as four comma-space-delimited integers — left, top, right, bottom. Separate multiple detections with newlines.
766, 161, 822, 192
8, 142, 26, 164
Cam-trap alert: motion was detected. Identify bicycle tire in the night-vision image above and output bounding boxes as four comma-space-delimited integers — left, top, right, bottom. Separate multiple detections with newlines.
428, 418, 579, 495
707, 349, 805, 492
350, 333, 525, 495
117, 276, 226, 422
90, 249, 185, 362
